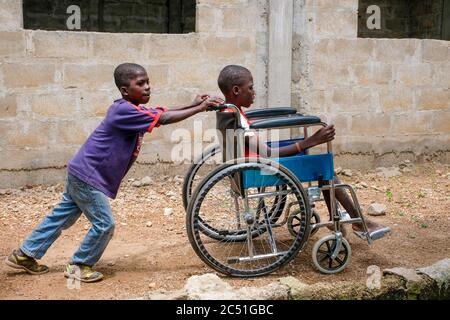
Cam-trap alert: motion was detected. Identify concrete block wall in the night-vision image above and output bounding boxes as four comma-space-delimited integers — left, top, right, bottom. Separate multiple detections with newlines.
0, 0, 264, 187
292, 0, 450, 169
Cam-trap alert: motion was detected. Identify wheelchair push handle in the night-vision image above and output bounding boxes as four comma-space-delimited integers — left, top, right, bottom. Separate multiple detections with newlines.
206, 103, 238, 112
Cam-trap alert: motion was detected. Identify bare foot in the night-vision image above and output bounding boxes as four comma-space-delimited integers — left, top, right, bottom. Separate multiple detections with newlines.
352, 220, 388, 234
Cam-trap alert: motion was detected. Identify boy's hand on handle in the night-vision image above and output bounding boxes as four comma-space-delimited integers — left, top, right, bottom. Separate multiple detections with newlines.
306, 125, 335, 148
199, 96, 224, 112
192, 94, 210, 106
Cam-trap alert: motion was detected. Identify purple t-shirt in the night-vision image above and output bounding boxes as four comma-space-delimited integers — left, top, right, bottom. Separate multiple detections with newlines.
68, 98, 166, 199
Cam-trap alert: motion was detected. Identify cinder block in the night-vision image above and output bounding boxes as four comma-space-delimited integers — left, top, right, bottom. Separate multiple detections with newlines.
57, 121, 90, 145
352, 63, 393, 86
379, 87, 414, 111
418, 89, 450, 111
332, 87, 373, 112
328, 114, 349, 131
0, 0, 22, 31
63, 64, 115, 89
0, 145, 77, 170
79, 90, 118, 117
201, 35, 248, 61
397, 64, 433, 86
315, 9, 357, 39
374, 39, 420, 63
196, 5, 221, 33
169, 63, 223, 90
351, 113, 391, 135
434, 65, 450, 87
141, 64, 169, 87
0, 31, 25, 57
6, 121, 55, 146
331, 38, 374, 62
2, 63, 56, 89
422, 40, 449, 63
30, 93, 78, 117
146, 34, 202, 62
93, 33, 143, 61
312, 62, 351, 88
391, 113, 433, 134
0, 95, 17, 117
33, 31, 90, 58
222, 7, 254, 33
432, 112, 450, 133
314, 0, 357, 9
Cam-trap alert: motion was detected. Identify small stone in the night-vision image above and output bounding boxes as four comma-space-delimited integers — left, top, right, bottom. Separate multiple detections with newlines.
148, 282, 156, 289
368, 203, 387, 216
335, 167, 342, 174
146, 221, 153, 227
124, 254, 130, 258
165, 191, 177, 197
174, 175, 184, 183
371, 185, 383, 192
401, 168, 412, 173
121, 222, 127, 226
131, 181, 142, 187
376, 167, 402, 178
107, 261, 116, 267
164, 208, 173, 216
360, 182, 369, 188
140, 176, 153, 186
342, 169, 352, 177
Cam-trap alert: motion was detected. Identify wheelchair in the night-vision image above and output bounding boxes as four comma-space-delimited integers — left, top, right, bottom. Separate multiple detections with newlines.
183, 104, 380, 277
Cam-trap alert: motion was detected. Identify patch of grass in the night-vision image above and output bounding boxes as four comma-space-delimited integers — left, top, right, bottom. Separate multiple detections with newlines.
420, 223, 428, 229
386, 190, 393, 202
407, 234, 416, 240
417, 192, 425, 198
410, 215, 419, 223
397, 211, 405, 217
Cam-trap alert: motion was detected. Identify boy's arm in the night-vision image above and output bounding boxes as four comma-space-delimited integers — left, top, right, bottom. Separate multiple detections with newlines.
247, 125, 335, 157
158, 97, 223, 125
167, 94, 221, 111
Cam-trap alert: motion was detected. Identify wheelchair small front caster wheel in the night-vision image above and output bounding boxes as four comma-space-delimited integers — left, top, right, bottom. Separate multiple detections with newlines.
312, 234, 351, 274
288, 208, 320, 237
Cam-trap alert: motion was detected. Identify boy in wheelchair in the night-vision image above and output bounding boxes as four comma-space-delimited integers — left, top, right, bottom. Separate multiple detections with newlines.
216, 64, 390, 237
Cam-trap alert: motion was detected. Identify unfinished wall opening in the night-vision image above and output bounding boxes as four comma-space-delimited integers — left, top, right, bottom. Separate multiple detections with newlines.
358, 0, 450, 40
23, 0, 196, 33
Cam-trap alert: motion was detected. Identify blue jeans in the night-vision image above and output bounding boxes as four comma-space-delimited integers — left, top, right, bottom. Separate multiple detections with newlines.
21, 174, 115, 266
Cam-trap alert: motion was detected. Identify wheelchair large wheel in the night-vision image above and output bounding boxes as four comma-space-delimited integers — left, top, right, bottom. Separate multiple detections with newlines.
186, 158, 310, 277
312, 234, 351, 274
183, 146, 287, 242
182, 144, 221, 210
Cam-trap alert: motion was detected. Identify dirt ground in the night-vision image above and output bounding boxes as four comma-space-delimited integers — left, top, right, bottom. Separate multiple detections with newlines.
0, 161, 449, 300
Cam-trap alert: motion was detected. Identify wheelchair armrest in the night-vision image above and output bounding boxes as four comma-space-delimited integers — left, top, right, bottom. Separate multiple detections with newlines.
249, 114, 322, 129
244, 107, 297, 119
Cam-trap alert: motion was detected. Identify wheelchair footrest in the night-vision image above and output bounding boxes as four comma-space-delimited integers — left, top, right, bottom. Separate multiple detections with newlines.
227, 251, 288, 264
353, 227, 391, 242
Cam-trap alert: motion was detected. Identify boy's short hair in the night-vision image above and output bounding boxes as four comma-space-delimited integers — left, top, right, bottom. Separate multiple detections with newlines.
218, 65, 252, 94
114, 63, 147, 88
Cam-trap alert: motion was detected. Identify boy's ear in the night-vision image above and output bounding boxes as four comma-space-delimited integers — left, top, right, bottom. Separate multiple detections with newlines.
232, 85, 240, 96
119, 86, 129, 97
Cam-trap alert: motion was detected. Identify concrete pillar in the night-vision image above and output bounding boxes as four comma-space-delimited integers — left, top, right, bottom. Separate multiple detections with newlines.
268, 0, 294, 107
